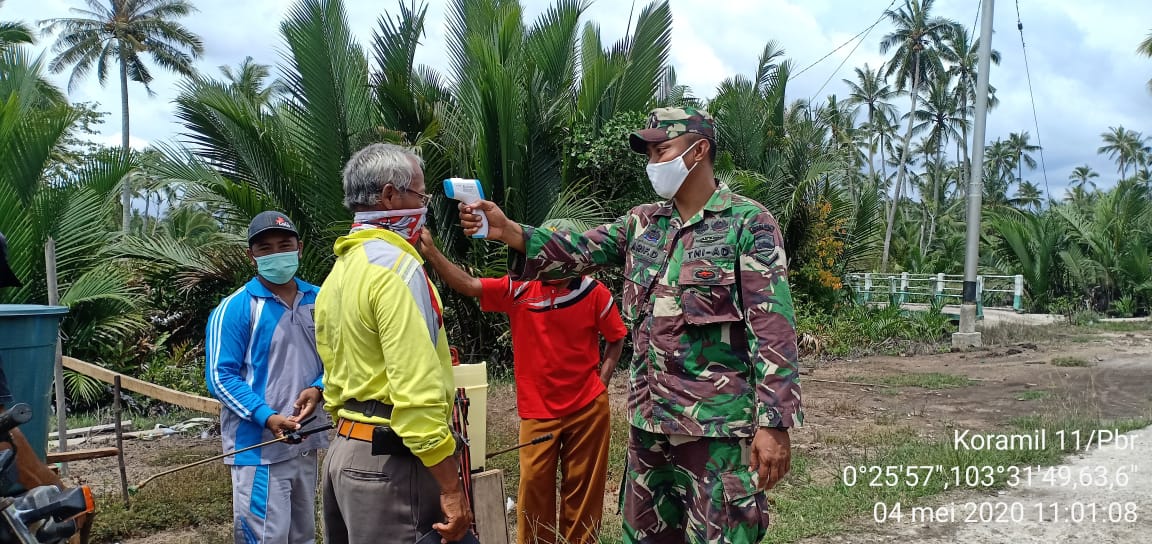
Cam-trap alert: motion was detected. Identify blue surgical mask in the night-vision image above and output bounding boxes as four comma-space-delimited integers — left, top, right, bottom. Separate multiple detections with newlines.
255, 251, 299, 285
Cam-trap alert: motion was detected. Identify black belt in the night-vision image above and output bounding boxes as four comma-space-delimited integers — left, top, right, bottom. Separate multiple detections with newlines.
343, 399, 394, 419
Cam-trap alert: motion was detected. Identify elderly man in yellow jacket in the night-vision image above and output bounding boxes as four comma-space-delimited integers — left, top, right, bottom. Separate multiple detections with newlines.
314, 143, 473, 544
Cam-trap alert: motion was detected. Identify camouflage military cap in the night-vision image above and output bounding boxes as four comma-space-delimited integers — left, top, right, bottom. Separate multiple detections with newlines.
629, 106, 716, 154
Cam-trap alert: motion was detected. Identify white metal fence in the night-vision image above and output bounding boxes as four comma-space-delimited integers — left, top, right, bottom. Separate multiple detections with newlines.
845, 273, 1025, 318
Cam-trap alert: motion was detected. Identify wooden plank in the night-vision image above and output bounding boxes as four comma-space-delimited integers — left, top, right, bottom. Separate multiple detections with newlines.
63, 356, 220, 415
48, 437, 95, 449
45, 447, 120, 463
48, 421, 133, 440
472, 469, 510, 544
49, 428, 178, 449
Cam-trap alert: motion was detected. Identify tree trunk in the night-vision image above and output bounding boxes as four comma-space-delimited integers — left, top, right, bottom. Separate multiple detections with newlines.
927, 140, 944, 251
119, 49, 132, 234
1016, 151, 1023, 185
45, 237, 67, 475
143, 185, 150, 225
879, 130, 891, 221
881, 55, 921, 273
867, 107, 877, 182
152, 193, 161, 237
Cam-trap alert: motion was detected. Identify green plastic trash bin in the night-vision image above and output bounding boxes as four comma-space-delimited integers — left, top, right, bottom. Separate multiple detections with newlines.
0, 304, 68, 461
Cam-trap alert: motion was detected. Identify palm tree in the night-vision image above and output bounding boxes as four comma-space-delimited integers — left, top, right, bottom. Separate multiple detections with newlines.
0, 0, 34, 48
981, 138, 1019, 207
1007, 131, 1040, 183
877, 0, 957, 271
1139, 30, 1152, 93
1068, 164, 1099, 192
1056, 180, 1152, 309
0, 45, 144, 355
910, 75, 962, 247
41, 0, 204, 233
1097, 125, 1147, 180
219, 56, 284, 105
989, 211, 1065, 311
843, 63, 897, 182
1012, 180, 1043, 211
159, 0, 651, 362
939, 24, 999, 185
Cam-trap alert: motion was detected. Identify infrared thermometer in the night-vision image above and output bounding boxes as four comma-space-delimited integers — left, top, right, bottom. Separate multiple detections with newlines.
443, 178, 489, 239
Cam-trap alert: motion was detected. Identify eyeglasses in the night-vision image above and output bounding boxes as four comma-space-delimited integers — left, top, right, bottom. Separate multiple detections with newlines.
389, 183, 432, 207
406, 189, 432, 207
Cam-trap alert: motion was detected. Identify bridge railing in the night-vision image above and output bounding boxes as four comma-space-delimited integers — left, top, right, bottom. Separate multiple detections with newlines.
846, 273, 1025, 318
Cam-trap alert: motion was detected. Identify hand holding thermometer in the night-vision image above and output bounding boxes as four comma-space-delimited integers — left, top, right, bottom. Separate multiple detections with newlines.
443, 178, 489, 239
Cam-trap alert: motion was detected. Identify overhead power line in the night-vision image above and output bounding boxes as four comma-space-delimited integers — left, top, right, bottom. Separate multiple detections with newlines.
1015, 0, 1053, 201
810, 18, 880, 101
794, 0, 898, 79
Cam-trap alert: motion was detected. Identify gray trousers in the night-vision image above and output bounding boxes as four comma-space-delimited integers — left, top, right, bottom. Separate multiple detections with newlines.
322, 434, 443, 544
230, 451, 318, 544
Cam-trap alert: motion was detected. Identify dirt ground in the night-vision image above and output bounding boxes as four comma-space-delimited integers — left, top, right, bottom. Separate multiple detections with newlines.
57, 324, 1152, 543
797, 327, 1152, 456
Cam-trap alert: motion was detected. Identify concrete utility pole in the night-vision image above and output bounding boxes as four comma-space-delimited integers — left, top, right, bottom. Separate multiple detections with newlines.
954, 0, 995, 349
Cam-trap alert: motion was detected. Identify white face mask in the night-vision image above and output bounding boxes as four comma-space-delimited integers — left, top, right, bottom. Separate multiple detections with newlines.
645, 140, 701, 199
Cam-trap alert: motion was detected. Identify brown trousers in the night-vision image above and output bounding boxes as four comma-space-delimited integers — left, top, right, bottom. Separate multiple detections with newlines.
517, 392, 610, 544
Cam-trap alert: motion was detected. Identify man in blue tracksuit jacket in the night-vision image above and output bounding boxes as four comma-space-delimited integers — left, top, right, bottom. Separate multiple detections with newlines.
206, 211, 329, 544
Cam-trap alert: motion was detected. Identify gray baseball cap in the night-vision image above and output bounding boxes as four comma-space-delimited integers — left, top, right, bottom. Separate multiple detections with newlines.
247, 211, 299, 244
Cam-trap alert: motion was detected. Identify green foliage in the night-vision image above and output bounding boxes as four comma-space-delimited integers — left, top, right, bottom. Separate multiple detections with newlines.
565, 110, 650, 210
1111, 295, 1137, 318
797, 299, 956, 357
62, 369, 105, 407
1051, 356, 1091, 367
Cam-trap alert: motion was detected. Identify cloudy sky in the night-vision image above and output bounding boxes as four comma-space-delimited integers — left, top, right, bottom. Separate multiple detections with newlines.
9, 0, 1152, 196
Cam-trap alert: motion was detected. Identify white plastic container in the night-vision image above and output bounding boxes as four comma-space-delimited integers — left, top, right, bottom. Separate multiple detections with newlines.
452, 361, 488, 469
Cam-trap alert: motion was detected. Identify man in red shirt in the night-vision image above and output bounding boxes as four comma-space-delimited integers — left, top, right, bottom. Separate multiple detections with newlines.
419, 228, 627, 544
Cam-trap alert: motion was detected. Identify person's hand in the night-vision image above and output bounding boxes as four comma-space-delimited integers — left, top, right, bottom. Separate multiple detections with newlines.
265, 414, 301, 443
418, 227, 436, 253
290, 387, 322, 423
750, 427, 791, 491
458, 200, 509, 241
433, 488, 474, 543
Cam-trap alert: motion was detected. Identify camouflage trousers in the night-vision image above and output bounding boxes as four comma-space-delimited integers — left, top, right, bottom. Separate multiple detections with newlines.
620, 427, 770, 544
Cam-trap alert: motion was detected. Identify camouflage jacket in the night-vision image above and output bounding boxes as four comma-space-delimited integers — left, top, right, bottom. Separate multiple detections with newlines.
511, 183, 803, 438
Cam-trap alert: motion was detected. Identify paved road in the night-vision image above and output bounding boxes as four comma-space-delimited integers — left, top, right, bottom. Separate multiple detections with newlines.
803, 427, 1152, 544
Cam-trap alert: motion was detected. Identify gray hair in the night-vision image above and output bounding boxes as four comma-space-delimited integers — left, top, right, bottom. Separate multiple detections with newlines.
341, 143, 425, 210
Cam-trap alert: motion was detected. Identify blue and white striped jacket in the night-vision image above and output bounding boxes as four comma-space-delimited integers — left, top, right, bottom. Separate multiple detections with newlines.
205, 277, 329, 465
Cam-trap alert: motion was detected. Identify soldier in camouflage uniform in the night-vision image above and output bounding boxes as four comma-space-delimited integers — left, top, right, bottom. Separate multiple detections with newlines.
458, 107, 803, 543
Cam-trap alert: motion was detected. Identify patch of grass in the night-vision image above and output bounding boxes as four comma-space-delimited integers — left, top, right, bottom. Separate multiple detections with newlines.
763, 414, 1152, 543
977, 322, 1069, 347
90, 463, 232, 543
1051, 356, 1091, 367
1015, 390, 1052, 401
846, 372, 973, 390
67, 408, 214, 434
1089, 320, 1152, 333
